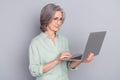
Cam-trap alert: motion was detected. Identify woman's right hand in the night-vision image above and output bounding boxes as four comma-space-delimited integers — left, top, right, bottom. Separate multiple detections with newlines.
58, 52, 72, 60
43, 52, 72, 73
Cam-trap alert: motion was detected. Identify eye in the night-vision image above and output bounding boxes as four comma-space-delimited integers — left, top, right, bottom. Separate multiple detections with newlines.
53, 17, 58, 20
53, 17, 63, 22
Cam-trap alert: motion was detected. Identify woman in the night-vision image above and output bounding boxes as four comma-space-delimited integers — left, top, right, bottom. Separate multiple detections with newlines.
29, 3, 94, 80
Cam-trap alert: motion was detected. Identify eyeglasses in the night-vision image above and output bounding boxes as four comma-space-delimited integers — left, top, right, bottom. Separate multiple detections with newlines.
52, 17, 63, 23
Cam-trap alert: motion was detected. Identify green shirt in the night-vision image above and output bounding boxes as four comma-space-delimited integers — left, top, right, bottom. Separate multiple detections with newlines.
29, 32, 71, 80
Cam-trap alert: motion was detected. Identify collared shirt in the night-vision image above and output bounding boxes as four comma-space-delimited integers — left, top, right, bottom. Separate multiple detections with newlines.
29, 32, 71, 80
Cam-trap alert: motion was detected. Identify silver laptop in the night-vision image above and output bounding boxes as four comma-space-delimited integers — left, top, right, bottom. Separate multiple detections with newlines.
66, 31, 107, 61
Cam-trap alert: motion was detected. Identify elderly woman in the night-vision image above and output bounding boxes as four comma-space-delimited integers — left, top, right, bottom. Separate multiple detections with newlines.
29, 3, 94, 80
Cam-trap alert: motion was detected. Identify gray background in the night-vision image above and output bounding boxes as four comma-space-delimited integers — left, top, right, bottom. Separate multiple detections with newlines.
0, 0, 120, 80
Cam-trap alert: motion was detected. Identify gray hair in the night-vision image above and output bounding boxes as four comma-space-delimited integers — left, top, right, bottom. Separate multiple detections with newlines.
40, 3, 65, 32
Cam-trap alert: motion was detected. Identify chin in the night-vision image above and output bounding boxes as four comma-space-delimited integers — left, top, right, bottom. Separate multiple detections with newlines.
56, 29, 60, 32
54, 28, 59, 32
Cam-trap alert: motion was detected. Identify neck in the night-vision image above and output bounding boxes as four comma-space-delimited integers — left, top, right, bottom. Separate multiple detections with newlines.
45, 30, 56, 39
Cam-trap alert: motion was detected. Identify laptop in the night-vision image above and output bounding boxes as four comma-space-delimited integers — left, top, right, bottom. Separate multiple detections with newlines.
65, 31, 107, 61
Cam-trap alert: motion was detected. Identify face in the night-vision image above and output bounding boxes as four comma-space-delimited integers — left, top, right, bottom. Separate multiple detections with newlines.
46, 11, 63, 32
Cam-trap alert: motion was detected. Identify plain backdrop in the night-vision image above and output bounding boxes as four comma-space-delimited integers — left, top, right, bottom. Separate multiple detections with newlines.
0, 0, 120, 80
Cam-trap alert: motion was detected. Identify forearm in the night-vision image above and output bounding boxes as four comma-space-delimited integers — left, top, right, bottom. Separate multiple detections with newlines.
43, 58, 62, 73
69, 61, 82, 69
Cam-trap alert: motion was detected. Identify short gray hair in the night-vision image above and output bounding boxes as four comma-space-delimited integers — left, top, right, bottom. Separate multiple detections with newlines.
40, 3, 65, 32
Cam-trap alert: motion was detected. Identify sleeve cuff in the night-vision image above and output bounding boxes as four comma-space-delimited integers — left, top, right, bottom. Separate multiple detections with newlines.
39, 64, 44, 75
29, 64, 44, 77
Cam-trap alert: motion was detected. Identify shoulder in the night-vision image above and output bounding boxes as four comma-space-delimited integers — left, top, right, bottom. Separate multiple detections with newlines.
30, 33, 43, 46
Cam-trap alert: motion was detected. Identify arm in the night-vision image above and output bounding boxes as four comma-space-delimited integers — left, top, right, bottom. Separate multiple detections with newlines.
69, 52, 94, 69
42, 58, 61, 73
29, 44, 72, 76
43, 52, 72, 73
29, 43, 61, 76
29, 42, 44, 77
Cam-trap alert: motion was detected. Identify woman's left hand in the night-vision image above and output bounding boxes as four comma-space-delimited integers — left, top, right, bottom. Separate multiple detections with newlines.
82, 52, 94, 63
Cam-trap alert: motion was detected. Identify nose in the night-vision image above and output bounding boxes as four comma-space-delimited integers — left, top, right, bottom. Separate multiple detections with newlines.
56, 21, 61, 25
56, 20, 62, 25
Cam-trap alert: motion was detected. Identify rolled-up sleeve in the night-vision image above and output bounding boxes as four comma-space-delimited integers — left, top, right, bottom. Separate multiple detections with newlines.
29, 42, 43, 77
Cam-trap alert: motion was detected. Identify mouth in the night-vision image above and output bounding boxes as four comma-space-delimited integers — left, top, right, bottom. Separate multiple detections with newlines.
55, 26, 60, 29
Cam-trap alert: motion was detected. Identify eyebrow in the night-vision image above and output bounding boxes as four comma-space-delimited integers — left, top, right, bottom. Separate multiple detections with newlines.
53, 17, 63, 19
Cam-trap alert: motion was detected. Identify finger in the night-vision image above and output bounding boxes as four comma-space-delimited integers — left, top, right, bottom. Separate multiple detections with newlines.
89, 52, 94, 56
60, 55, 70, 59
